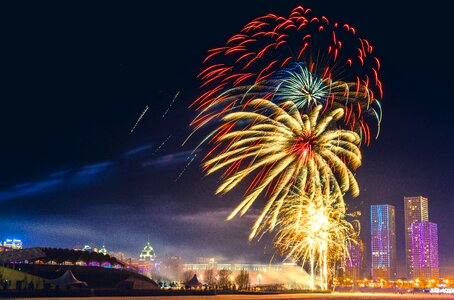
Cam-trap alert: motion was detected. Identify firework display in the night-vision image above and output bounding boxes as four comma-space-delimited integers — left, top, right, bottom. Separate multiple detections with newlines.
192, 5, 382, 290
203, 101, 361, 239
192, 5, 382, 144
271, 192, 359, 290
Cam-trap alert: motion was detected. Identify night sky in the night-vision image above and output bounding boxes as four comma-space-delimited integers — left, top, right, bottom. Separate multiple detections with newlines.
0, 1, 453, 272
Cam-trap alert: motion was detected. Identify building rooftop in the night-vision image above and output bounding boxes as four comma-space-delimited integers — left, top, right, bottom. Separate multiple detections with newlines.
139, 242, 156, 262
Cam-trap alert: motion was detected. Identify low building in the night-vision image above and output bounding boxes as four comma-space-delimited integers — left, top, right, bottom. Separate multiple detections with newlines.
184, 260, 311, 289
0, 266, 44, 290
0, 247, 159, 291
1, 239, 23, 250
0, 247, 125, 268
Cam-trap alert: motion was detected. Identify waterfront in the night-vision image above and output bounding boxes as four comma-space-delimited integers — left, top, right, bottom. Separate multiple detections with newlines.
16, 292, 454, 300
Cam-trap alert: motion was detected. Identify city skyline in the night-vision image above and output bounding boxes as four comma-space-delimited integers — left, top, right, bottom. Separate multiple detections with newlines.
0, 0, 453, 274
0, 195, 448, 288
364, 196, 442, 280
1, 194, 450, 281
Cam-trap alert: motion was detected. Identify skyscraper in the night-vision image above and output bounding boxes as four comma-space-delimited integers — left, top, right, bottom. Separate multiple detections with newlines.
411, 222, 439, 280
370, 205, 397, 281
404, 196, 429, 279
345, 240, 363, 284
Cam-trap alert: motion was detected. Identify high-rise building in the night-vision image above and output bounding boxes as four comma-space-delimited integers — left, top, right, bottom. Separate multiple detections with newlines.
345, 240, 363, 284
370, 205, 397, 281
2, 238, 23, 249
411, 222, 439, 280
404, 196, 429, 279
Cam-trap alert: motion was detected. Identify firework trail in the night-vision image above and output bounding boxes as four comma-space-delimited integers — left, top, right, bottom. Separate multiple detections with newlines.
130, 105, 149, 134
175, 154, 197, 182
162, 91, 180, 118
152, 135, 172, 155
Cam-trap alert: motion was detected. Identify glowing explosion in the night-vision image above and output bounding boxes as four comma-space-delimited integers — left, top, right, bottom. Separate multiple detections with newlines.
203, 101, 361, 239
191, 6, 382, 290
271, 192, 359, 290
192, 6, 382, 144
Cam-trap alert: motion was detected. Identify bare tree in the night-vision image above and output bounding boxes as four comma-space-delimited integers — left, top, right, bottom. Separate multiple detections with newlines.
217, 269, 232, 290
235, 269, 250, 291
203, 268, 216, 289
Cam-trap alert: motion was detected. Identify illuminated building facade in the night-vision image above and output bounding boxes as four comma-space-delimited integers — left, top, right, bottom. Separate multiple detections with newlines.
139, 242, 156, 262
411, 222, 439, 280
72, 244, 100, 252
99, 244, 108, 255
2, 239, 23, 249
345, 240, 363, 282
184, 260, 308, 289
136, 241, 158, 279
404, 196, 429, 279
184, 262, 284, 273
370, 205, 396, 281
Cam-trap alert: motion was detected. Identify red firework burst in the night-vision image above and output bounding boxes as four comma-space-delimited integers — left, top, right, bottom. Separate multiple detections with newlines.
192, 6, 383, 144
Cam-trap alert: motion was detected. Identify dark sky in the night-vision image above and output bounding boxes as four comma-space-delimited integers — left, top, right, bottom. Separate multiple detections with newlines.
0, 1, 453, 272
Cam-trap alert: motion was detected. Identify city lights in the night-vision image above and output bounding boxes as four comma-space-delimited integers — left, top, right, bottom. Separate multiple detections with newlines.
0, 0, 451, 299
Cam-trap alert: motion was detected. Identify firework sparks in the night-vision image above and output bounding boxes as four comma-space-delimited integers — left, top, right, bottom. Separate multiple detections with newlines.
203, 101, 361, 239
190, 5, 382, 291
130, 105, 149, 134
192, 6, 383, 143
271, 192, 359, 290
